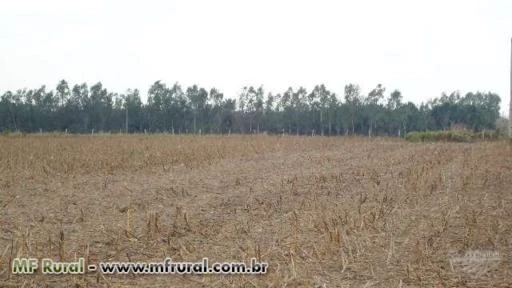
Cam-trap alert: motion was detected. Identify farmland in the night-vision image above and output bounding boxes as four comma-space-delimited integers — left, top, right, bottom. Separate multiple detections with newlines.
1, 135, 512, 287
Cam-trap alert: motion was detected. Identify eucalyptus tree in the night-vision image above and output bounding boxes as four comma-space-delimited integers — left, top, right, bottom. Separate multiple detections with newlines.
0, 91, 18, 131
88, 82, 112, 131
344, 83, 362, 134
56, 80, 70, 107
147, 81, 168, 131
186, 85, 208, 133
280, 87, 294, 134
291, 87, 308, 134
308, 86, 321, 134
386, 89, 403, 136
255, 86, 264, 133
245, 86, 257, 133
209, 88, 224, 133
0, 80, 504, 136
365, 84, 385, 137
122, 89, 143, 132
220, 98, 236, 133
263, 92, 275, 132
169, 83, 187, 133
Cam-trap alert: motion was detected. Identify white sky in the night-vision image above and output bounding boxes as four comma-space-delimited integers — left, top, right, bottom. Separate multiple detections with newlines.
1, 0, 510, 114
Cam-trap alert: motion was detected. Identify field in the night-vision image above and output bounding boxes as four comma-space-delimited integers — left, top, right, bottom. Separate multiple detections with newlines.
1, 135, 512, 287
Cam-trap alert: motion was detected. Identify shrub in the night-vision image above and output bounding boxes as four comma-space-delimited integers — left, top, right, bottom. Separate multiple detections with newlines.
406, 130, 502, 143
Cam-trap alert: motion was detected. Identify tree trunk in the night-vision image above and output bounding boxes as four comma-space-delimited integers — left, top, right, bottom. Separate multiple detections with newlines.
509, 37, 512, 138
125, 106, 128, 133
193, 113, 197, 134
368, 119, 372, 137
320, 110, 324, 136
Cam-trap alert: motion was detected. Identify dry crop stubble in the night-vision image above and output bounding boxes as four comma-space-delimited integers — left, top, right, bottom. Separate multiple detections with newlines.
0, 135, 512, 287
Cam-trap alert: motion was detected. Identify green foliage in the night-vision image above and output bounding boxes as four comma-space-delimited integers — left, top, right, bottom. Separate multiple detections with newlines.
0, 80, 503, 135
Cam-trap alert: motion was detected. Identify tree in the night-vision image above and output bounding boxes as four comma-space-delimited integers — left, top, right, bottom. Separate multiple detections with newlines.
397, 102, 420, 135
89, 82, 110, 131
186, 85, 208, 133
344, 84, 362, 134
56, 80, 70, 107
366, 84, 385, 105
280, 88, 294, 134
245, 86, 257, 133
387, 89, 402, 110
387, 89, 403, 136
263, 92, 275, 132
209, 88, 224, 133
1, 91, 18, 131
365, 84, 386, 137
147, 81, 168, 131
168, 83, 187, 133
69, 83, 90, 131
255, 86, 264, 133
291, 87, 308, 135
221, 99, 236, 133
123, 89, 143, 132
0, 80, 503, 137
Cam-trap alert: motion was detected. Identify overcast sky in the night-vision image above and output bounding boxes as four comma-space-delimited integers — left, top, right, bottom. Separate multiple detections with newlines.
1, 0, 510, 114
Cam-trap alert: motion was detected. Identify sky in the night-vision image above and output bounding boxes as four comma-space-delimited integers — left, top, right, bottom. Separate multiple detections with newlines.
1, 0, 511, 115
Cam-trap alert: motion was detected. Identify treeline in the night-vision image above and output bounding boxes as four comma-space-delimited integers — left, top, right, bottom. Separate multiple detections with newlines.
0, 80, 502, 136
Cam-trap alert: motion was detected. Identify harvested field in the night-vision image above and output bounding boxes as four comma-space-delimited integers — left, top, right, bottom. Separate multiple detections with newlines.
1, 135, 512, 287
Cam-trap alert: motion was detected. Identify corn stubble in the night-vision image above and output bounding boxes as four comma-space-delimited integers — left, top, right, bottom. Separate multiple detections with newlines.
1, 134, 512, 287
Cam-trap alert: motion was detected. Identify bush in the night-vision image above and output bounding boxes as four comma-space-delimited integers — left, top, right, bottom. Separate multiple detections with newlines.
405, 132, 423, 142
406, 130, 502, 143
